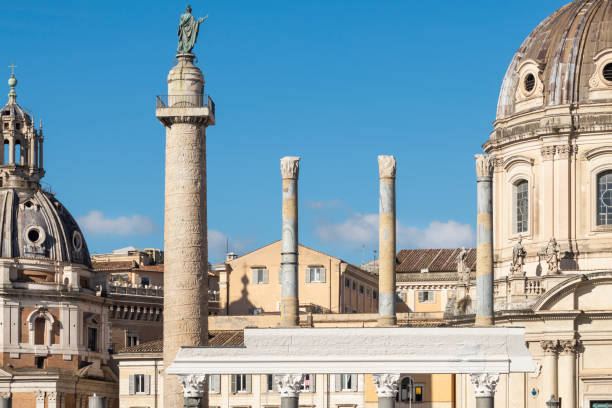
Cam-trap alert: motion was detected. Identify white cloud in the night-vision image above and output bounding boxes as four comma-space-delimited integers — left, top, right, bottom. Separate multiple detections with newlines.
316, 213, 475, 249
78, 210, 158, 236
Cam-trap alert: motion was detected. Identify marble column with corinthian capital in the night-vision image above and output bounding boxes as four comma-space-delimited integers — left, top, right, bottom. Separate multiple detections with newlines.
373, 374, 400, 408
377, 155, 397, 326
475, 154, 494, 326
280, 156, 300, 327
275, 374, 304, 408
470, 373, 499, 408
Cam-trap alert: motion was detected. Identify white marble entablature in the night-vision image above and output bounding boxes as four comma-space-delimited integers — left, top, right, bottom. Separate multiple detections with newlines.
168, 327, 535, 376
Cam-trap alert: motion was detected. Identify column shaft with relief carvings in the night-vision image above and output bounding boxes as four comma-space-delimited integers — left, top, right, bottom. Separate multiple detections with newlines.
470, 373, 499, 408
275, 374, 304, 408
377, 156, 397, 326
558, 340, 577, 408
373, 373, 400, 408
280, 157, 300, 327
475, 154, 494, 326
541, 340, 559, 403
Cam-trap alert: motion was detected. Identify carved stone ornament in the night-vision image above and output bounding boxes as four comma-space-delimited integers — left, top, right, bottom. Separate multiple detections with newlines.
35, 390, 45, 401
378, 155, 397, 178
178, 374, 207, 398
373, 373, 400, 398
475, 154, 494, 178
541, 146, 556, 160
560, 339, 578, 354
511, 237, 527, 278
280, 156, 301, 179
470, 373, 500, 398
47, 392, 57, 401
540, 340, 559, 355
274, 374, 304, 398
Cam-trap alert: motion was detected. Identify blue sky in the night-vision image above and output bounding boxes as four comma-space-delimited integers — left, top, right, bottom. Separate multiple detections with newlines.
0, 1, 569, 264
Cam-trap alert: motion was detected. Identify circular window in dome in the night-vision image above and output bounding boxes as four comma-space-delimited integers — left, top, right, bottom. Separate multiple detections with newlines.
24, 201, 33, 209
524, 73, 536, 93
72, 231, 83, 252
603, 63, 612, 82
25, 226, 45, 245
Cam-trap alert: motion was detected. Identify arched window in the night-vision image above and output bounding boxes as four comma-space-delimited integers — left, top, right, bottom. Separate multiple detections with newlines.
597, 171, 612, 225
513, 180, 529, 233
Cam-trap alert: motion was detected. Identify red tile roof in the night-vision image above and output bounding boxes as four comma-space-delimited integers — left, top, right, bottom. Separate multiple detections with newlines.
396, 248, 476, 273
117, 330, 244, 354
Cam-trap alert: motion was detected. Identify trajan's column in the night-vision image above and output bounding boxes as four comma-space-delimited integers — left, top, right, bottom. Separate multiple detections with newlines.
156, 6, 214, 407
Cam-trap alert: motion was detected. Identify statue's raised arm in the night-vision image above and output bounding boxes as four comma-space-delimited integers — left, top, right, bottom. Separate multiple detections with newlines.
177, 5, 208, 55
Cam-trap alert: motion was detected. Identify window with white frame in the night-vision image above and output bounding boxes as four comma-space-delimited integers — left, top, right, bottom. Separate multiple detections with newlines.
513, 180, 529, 233
598, 171, 612, 226
266, 374, 276, 392
305, 266, 326, 283
338, 374, 357, 391
231, 374, 251, 393
251, 267, 269, 284
300, 374, 315, 392
418, 290, 434, 303
208, 374, 221, 393
129, 374, 150, 395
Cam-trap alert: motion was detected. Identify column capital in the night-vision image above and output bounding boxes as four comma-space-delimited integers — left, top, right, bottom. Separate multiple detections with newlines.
178, 374, 207, 398
541, 340, 559, 355
274, 374, 304, 398
559, 339, 578, 354
470, 373, 499, 398
475, 154, 494, 179
378, 155, 396, 178
281, 156, 301, 179
373, 373, 400, 398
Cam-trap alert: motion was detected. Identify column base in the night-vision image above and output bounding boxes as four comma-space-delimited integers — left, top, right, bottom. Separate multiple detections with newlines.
376, 316, 397, 327
475, 316, 493, 326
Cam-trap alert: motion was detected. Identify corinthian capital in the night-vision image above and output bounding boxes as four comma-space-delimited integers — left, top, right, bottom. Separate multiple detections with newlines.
373, 373, 400, 398
470, 373, 499, 398
378, 155, 397, 178
281, 156, 301, 179
475, 154, 494, 178
560, 339, 578, 354
178, 374, 207, 398
540, 340, 559, 355
275, 374, 304, 398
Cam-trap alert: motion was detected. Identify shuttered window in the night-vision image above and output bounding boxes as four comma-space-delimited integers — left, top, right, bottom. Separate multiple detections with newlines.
335, 374, 358, 391
251, 268, 269, 284
231, 374, 252, 393
129, 374, 150, 395
208, 374, 221, 394
305, 266, 326, 283
417, 291, 434, 303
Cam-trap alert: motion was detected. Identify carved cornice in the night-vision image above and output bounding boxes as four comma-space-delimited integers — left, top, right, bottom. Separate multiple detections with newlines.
274, 374, 304, 397
373, 373, 400, 398
470, 373, 499, 398
178, 374, 207, 398
280, 157, 301, 180
475, 154, 494, 179
378, 155, 397, 179
540, 340, 559, 355
159, 116, 209, 127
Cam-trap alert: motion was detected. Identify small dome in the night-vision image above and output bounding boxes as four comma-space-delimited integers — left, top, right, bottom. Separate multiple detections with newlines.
0, 189, 91, 267
497, 0, 612, 121
1, 102, 30, 122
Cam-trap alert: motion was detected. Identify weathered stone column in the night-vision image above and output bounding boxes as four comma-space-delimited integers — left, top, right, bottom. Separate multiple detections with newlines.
470, 373, 499, 408
156, 53, 213, 407
280, 157, 300, 327
475, 154, 494, 326
275, 374, 304, 408
558, 340, 577, 408
541, 340, 559, 404
377, 155, 397, 327
87, 394, 104, 408
373, 373, 399, 408
179, 375, 208, 408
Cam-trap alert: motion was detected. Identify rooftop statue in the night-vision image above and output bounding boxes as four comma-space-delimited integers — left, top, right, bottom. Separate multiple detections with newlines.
177, 5, 208, 54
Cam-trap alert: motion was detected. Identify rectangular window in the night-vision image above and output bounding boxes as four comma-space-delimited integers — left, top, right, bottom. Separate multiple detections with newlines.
135, 374, 146, 393
417, 291, 434, 303
359, 285, 364, 294
513, 180, 529, 233
266, 374, 275, 392
235, 374, 249, 392
141, 276, 150, 286
340, 374, 357, 391
414, 384, 424, 402
251, 268, 269, 284
208, 374, 221, 394
306, 266, 326, 283
373, 290, 377, 299
87, 327, 97, 351
127, 335, 139, 347
345, 278, 350, 288
300, 374, 314, 392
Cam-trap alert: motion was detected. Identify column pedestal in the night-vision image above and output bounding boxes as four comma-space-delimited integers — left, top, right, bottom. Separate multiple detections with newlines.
470, 373, 499, 408
373, 374, 400, 408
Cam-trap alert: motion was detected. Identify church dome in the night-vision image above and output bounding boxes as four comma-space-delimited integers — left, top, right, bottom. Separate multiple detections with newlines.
496, 0, 612, 123
0, 189, 91, 267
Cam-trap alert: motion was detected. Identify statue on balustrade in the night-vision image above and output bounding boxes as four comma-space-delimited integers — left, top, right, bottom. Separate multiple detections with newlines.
544, 237, 561, 274
511, 236, 527, 277
456, 247, 471, 284
177, 5, 208, 54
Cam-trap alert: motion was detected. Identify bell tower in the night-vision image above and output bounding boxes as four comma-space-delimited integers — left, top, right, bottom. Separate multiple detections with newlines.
0, 65, 45, 190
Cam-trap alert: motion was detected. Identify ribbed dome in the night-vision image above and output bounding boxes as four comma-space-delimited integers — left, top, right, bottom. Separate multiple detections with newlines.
497, 0, 612, 121
1, 102, 30, 122
0, 189, 91, 267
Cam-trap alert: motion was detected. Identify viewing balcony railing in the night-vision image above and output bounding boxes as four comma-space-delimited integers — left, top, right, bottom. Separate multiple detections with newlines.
155, 94, 215, 117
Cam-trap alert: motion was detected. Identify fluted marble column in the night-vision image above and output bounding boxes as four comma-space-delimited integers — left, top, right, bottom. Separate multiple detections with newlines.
280, 157, 300, 327
558, 340, 577, 408
373, 373, 400, 408
541, 340, 559, 404
275, 374, 304, 408
470, 373, 499, 408
377, 156, 397, 326
475, 154, 494, 326
179, 375, 208, 408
